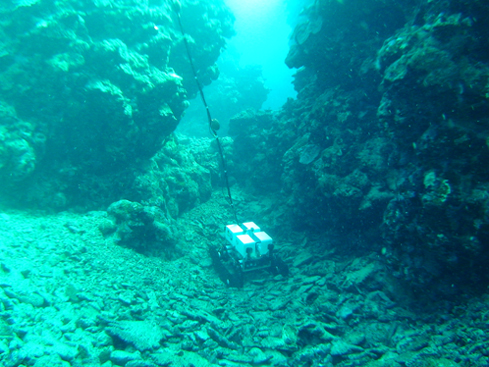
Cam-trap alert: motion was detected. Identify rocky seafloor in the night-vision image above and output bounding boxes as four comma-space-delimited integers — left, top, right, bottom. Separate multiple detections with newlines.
2, 193, 489, 367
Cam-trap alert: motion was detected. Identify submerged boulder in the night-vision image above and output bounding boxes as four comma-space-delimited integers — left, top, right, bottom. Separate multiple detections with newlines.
104, 199, 176, 255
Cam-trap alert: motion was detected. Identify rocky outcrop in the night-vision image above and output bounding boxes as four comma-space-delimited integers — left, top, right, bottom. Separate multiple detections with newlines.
375, 2, 489, 294
0, 0, 233, 209
0, 101, 39, 187
231, 0, 489, 296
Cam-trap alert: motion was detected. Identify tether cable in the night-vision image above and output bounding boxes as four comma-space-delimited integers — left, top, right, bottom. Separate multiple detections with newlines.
172, 1, 239, 224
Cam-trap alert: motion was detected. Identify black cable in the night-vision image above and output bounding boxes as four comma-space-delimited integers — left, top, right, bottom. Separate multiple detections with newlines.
173, 1, 239, 224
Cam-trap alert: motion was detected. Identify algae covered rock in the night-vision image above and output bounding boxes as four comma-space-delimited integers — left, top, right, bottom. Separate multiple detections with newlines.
105, 199, 176, 254
225, 0, 489, 297
0, 100, 42, 189
285, 0, 409, 89
0, 0, 234, 208
373, 1, 489, 294
133, 134, 214, 217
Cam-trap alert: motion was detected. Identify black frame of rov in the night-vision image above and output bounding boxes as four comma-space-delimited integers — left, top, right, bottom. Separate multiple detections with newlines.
210, 243, 289, 287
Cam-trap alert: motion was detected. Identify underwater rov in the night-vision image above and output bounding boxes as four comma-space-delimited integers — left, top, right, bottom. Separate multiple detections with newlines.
209, 222, 289, 288
173, 1, 289, 286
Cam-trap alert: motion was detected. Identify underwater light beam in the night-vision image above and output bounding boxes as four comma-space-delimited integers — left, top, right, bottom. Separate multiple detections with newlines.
224, 0, 296, 109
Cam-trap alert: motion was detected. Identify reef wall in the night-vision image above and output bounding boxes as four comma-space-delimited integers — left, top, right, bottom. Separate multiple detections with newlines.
0, 0, 233, 210
231, 0, 489, 295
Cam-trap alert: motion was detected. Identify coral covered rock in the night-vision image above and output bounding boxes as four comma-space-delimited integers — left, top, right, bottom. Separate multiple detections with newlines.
229, 0, 489, 296
0, 0, 233, 209
0, 100, 41, 187
105, 199, 176, 255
